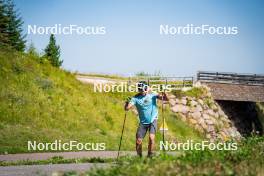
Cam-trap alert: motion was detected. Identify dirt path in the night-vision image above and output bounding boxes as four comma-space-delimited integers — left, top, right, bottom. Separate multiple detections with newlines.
76, 75, 118, 84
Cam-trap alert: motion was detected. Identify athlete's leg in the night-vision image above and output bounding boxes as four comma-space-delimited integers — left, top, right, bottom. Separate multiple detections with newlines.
148, 120, 157, 157
136, 123, 147, 157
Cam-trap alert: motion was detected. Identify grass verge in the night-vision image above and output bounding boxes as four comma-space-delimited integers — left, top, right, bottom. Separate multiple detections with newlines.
84, 136, 264, 176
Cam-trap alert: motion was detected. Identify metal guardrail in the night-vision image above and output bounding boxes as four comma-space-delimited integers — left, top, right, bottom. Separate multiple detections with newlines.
128, 76, 194, 90
197, 71, 264, 85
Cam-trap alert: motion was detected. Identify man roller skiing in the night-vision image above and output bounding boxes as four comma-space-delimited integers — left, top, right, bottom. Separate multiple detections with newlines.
124, 81, 168, 157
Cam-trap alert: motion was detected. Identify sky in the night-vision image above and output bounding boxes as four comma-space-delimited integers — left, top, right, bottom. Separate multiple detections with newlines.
14, 0, 264, 76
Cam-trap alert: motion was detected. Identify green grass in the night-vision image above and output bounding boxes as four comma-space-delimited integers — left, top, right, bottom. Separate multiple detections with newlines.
0, 49, 202, 154
84, 136, 264, 176
172, 87, 207, 99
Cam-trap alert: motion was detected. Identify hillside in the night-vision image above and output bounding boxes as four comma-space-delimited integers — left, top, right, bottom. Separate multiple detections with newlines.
0, 49, 203, 154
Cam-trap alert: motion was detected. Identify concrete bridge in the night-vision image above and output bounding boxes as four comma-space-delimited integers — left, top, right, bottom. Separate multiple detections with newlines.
197, 71, 264, 102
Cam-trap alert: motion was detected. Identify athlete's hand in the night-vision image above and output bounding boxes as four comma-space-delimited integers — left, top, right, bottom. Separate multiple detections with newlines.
124, 97, 132, 111
125, 96, 131, 103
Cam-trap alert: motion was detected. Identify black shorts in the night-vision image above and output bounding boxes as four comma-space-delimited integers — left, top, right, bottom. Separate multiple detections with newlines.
136, 119, 157, 139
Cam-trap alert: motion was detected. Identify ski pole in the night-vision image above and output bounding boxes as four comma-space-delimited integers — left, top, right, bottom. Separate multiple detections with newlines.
162, 90, 165, 151
117, 110, 127, 160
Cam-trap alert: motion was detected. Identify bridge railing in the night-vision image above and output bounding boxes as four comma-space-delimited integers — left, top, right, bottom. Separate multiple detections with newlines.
197, 71, 264, 85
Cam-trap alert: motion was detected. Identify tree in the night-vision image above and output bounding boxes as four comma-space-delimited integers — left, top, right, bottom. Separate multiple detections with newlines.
0, 0, 9, 47
27, 42, 39, 57
5, 0, 26, 51
44, 34, 63, 67
0, 0, 26, 51
135, 71, 150, 77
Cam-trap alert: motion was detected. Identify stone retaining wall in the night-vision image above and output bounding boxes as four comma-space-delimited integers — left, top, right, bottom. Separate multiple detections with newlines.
168, 92, 242, 141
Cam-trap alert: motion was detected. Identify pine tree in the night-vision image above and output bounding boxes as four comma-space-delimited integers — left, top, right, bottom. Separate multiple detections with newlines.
5, 0, 26, 51
0, 0, 9, 47
44, 34, 63, 67
0, 0, 26, 51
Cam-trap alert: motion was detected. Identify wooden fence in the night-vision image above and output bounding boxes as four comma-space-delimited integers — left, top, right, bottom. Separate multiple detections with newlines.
128, 76, 194, 90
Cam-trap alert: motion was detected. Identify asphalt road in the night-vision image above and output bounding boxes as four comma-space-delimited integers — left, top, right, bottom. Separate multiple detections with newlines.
0, 163, 109, 176
0, 151, 135, 176
0, 151, 135, 162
